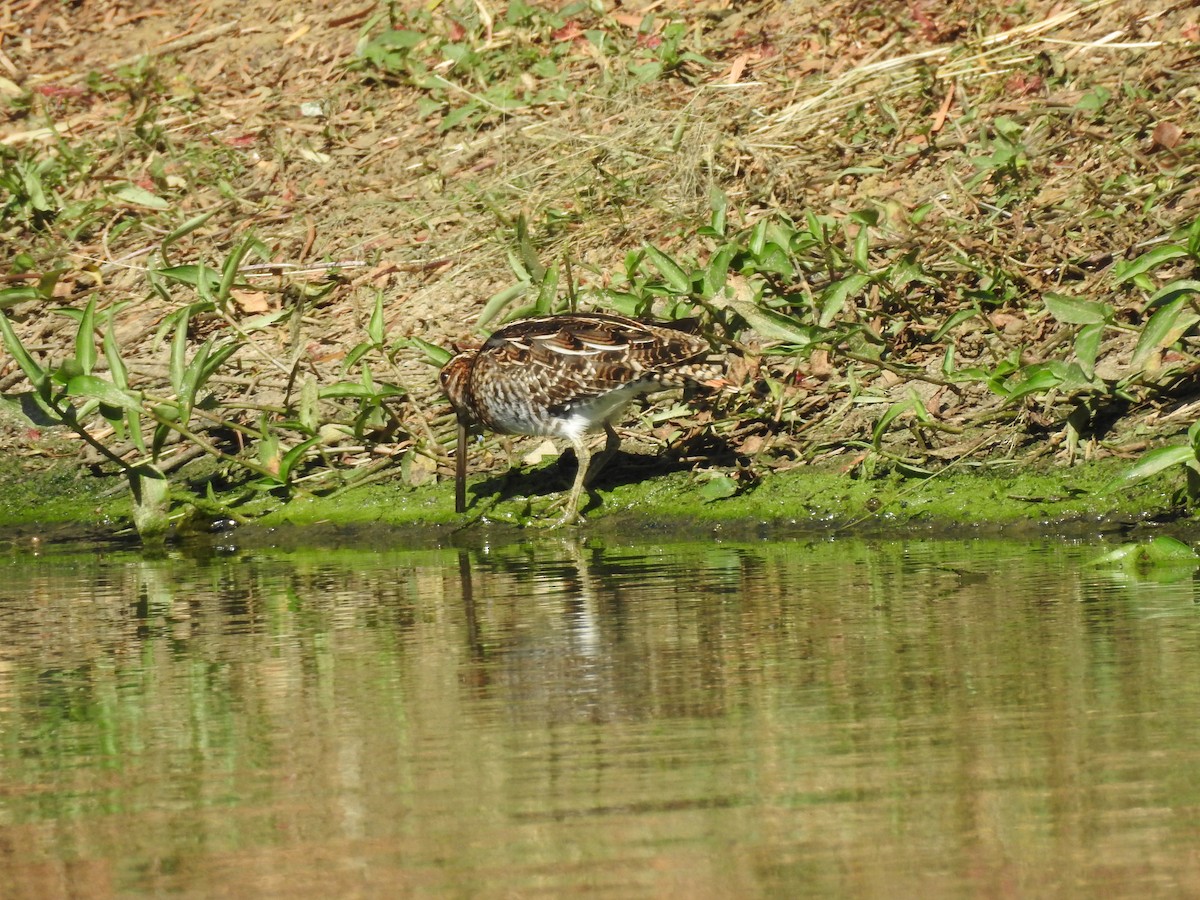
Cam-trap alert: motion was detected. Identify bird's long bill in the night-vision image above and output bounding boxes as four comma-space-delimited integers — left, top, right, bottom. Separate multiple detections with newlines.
455, 419, 468, 513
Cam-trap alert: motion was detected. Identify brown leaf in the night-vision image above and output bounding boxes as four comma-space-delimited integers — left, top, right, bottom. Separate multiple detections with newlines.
807, 348, 833, 378
724, 52, 750, 85
1152, 121, 1182, 151
725, 354, 759, 385
230, 290, 270, 313
613, 12, 650, 29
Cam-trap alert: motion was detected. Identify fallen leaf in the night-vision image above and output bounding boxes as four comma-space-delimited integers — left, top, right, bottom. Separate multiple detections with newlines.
553, 20, 584, 42
283, 24, 310, 45
1152, 121, 1182, 150
725, 52, 750, 84
697, 474, 738, 502
523, 439, 559, 466
929, 82, 955, 134
1004, 73, 1043, 97
230, 290, 271, 313
808, 348, 834, 377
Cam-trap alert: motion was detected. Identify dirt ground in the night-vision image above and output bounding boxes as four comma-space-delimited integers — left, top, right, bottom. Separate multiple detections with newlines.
2, 0, 1199, 502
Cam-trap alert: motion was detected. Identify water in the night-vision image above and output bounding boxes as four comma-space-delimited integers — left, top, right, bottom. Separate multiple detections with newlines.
2, 533, 1199, 897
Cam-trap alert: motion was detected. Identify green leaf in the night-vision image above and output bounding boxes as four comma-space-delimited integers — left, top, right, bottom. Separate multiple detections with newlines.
748, 220, 768, 257
218, 235, 258, 305
605, 292, 640, 317
0, 311, 47, 391
160, 206, 220, 267
477, 282, 529, 330
1004, 363, 1066, 402
1090, 536, 1198, 569
156, 264, 222, 291
513, 212, 545, 282
108, 182, 169, 210
169, 311, 190, 395
103, 316, 129, 390
1146, 279, 1200, 310
1043, 292, 1111, 325
1073, 85, 1110, 112
276, 437, 321, 482
753, 242, 794, 279
851, 224, 870, 271
1188, 419, 1200, 448
1131, 297, 1198, 369
931, 307, 980, 342
0, 286, 39, 308
240, 308, 290, 332
721, 285, 826, 345
1114, 444, 1195, 487
818, 273, 870, 327
701, 244, 735, 297
439, 103, 478, 132
1187, 216, 1200, 259
177, 338, 211, 415
65, 375, 142, 410
1089, 543, 1143, 566
74, 296, 97, 375
1074, 322, 1103, 378
1143, 535, 1199, 561
627, 61, 662, 83
196, 340, 240, 388
318, 382, 406, 400
1113, 245, 1188, 285
872, 399, 912, 448
365, 29, 426, 53
343, 341, 372, 372
398, 336, 451, 367
697, 474, 738, 502
709, 188, 727, 237
643, 245, 691, 294
367, 291, 385, 345
125, 409, 146, 455
534, 264, 558, 314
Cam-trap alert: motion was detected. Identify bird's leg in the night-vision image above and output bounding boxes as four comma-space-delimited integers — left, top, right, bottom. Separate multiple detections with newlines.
538, 435, 591, 527
538, 426, 620, 526
583, 423, 621, 487
454, 419, 469, 513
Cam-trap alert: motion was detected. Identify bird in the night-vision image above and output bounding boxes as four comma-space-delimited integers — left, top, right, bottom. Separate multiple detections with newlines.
440, 311, 728, 525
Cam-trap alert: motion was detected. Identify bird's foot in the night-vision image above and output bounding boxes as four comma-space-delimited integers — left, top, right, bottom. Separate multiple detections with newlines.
528, 511, 582, 529
530, 492, 585, 528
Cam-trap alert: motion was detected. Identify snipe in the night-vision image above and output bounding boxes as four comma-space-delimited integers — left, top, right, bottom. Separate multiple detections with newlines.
440, 312, 727, 525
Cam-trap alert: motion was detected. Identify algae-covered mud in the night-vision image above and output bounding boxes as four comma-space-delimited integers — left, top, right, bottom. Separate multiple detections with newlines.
0, 451, 1190, 545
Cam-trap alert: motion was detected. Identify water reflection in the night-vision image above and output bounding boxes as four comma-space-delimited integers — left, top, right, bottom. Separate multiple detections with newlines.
0, 536, 1199, 896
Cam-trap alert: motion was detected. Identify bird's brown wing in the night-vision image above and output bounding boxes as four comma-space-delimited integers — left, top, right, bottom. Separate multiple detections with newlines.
482, 313, 712, 395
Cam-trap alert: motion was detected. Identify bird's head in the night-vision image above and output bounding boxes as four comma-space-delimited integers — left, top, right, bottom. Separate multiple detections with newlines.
439, 353, 475, 425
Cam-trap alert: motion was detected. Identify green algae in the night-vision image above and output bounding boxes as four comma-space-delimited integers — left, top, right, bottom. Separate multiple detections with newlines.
0, 451, 1189, 545
253, 457, 1184, 538
0, 458, 128, 531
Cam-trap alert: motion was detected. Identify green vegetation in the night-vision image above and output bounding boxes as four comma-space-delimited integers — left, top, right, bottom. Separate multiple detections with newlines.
2, 1, 1200, 541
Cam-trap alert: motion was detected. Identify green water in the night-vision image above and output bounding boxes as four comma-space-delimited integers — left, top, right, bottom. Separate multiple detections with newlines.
1, 535, 1199, 897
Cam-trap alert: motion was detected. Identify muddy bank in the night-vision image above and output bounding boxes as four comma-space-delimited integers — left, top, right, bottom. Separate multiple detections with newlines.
0, 454, 1190, 550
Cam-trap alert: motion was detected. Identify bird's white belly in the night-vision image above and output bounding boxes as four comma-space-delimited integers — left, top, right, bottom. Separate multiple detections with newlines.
482, 380, 652, 439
